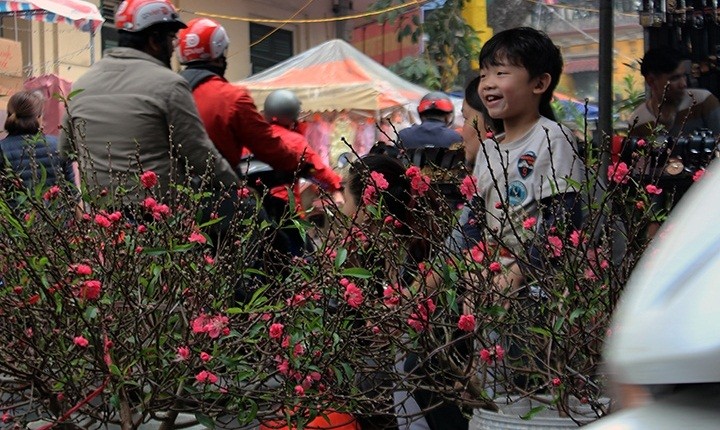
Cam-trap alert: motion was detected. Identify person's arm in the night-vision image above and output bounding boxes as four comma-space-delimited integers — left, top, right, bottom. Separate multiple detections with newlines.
167, 83, 239, 188
229, 90, 301, 172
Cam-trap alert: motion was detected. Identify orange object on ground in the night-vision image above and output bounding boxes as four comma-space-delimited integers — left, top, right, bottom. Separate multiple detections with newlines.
260, 411, 359, 430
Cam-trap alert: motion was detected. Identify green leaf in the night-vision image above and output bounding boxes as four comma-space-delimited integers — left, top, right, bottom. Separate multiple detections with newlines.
341, 268, 373, 279
67, 88, 84, 99
334, 247, 348, 268
520, 405, 546, 420
226, 307, 243, 314
195, 412, 215, 429
528, 326, 552, 337
109, 364, 122, 377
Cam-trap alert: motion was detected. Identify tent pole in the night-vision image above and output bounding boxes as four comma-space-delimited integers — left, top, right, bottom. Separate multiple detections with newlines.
90, 30, 95, 65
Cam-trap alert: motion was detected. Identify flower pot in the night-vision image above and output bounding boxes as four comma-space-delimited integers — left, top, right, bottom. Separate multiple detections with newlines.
470, 396, 610, 430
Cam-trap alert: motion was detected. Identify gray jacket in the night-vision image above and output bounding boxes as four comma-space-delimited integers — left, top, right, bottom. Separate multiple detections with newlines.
58, 47, 238, 202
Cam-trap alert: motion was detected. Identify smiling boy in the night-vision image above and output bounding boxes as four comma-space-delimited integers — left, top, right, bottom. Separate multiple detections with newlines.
472, 27, 585, 290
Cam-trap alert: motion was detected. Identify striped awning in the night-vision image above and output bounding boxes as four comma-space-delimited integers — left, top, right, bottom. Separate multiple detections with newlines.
0, 0, 104, 33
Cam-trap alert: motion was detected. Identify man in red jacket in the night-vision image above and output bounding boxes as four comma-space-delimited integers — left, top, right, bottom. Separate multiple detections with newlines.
263, 90, 343, 215
176, 18, 300, 173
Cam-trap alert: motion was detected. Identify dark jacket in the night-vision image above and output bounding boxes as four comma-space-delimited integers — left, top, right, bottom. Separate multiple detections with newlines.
397, 119, 463, 149
0, 133, 75, 190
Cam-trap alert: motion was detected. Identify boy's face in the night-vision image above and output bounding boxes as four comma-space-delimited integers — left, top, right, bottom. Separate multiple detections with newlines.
478, 59, 549, 123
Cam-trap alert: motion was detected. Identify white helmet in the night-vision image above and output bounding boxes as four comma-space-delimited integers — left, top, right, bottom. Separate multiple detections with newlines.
604, 164, 720, 385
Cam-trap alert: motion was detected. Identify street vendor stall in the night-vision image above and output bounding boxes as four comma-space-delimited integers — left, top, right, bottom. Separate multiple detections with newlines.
236, 39, 433, 165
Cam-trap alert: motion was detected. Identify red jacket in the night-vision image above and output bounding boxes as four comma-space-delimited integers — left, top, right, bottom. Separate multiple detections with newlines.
269, 124, 342, 210
190, 75, 299, 170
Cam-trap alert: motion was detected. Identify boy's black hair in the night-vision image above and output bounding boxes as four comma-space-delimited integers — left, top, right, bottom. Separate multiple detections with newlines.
478, 27, 562, 121
640, 47, 687, 76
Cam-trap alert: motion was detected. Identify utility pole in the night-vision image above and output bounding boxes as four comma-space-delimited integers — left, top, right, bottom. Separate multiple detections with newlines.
334, 0, 352, 41
598, 0, 613, 149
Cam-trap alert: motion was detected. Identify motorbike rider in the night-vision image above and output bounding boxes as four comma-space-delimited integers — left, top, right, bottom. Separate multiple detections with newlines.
263, 89, 344, 255
398, 91, 463, 149
176, 18, 303, 173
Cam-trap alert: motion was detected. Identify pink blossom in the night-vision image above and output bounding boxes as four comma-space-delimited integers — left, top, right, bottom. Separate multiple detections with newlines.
143, 197, 158, 210
76, 279, 102, 300
237, 187, 251, 198
552, 377, 562, 387
370, 171, 389, 190
140, 171, 158, 189
152, 204, 171, 220
269, 323, 284, 339
583, 267, 598, 281
405, 166, 421, 178
383, 215, 394, 224
457, 314, 476, 332
383, 285, 400, 307
176, 346, 190, 361
635, 200, 645, 209
693, 168, 706, 182
73, 336, 89, 348
137, 224, 147, 233
407, 316, 425, 332
339, 278, 350, 287
189, 231, 206, 244
72, 263, 93, 276
362, 184, 377, 205
479, 344, 505, 364
470, 243, 486, 263
344, 283, 364, 308
547, 235, 563, 257
485, 131, 494, 139
645, 184, 663, 195
94, 213, 112, 228
636, 138, 646, 147
607, 162, 630, 184
276, 357, 291, 375
410, 174, 431, 196
523, 217, 537, 229
494, 201, 502, 209
460, 175, 477, 201
204, 255, 215, 265
2, 412, 11, 423
195, 370, 218, 384
569, 230, 583, 247
294, 385, 305, 396
43, 185, 61, 201
191, 314, 229, 339
200, 352, 212, 362
488, 261, 502, 273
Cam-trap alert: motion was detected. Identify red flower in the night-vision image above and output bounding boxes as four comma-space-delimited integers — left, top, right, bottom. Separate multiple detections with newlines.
143, 197, 158, 210
457, 314, 476, 332
189, 231, 206, 244
237, 187, 251, 198
523, 216, 537, 229
72, 263, 93, 276
383, 285, 400, 307
470, 242, 486, 263
176, 346, 190, 361
140, 171, 158, 189
362, 184, 378, 205
693, 168, 706, 182
551, 377, 562, 387
73, 336, 89, 348
43, 185, 61, 201
547, 235, 563, 257
294, 385, 305, 396
344, 283, 364, 308
151, 204, 171, 220
410, 174, 430, 196
569, 230, 583, 247
200, 352, 212, 362
77, 279, 102, 300
607, 162, 630, 184
94, 213, 112, 228
460, 175, 478, 201
479, 344, 505, 364
269, 323, 284, 339
195, 370, 218, 384
485, 131, 494, 139
645, 184, 663, 195
488, 262, 502, 273
370, 171, 389, 190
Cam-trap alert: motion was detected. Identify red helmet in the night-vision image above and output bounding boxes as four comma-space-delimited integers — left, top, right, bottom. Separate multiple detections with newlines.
417, 91, 455, 115
114, 0, 186, 32
176, 18, 229, 64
